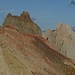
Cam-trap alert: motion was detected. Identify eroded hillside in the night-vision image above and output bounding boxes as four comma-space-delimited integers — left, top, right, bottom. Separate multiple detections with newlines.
0, 25, 75, 75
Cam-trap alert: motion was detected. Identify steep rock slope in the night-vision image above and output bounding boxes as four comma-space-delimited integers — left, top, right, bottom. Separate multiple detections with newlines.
0, 26, 75, 75
2, 11, 41, 35
43, 23, 75, 60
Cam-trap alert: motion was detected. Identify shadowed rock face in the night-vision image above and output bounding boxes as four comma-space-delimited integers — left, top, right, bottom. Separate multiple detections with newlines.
2, 11, 41, 35
43, 23, 75, 60
0, 25, 75, 75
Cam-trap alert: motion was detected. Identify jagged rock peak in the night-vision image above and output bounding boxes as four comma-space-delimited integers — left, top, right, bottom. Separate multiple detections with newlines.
56, 23, 73, 32
2, 11, 41, 35
7, 13, 12, 17
20, 11, 32, 21
7, 11, 31, 21
20, 11, 30, 17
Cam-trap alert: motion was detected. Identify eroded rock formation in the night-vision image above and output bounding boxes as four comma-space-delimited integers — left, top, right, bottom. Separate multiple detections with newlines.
2, 11, 41, 35
43, 23, 75, 60
0, 25, 75, 75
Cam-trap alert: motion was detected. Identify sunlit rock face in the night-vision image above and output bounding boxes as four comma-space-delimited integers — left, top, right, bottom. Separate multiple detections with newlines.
0, 25, 75, 75
43, 23, 75, 60
2, 11, 41, 35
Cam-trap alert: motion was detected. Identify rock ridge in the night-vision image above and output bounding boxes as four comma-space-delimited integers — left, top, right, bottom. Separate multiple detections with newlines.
43, 23, 75, 60
0, 26, 75, 75
2, 11, 41, 35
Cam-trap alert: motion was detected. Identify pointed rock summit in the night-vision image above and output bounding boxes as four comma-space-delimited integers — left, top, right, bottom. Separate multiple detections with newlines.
56, 23, 73, 33
7, 13, 12, 17
43, 23, 75, 60
2, 11, 41, 35
20, 11, 32, 22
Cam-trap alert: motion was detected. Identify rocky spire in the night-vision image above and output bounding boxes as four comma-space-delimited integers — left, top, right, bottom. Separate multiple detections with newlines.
20, 11, 32, 22
7, 13, 12, 17
2, 11, 41, 35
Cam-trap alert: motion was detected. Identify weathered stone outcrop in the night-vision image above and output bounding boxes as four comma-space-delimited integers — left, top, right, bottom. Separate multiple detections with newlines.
43, 23, 75, 60
2, 11, 41, 35
0, 25, 75, 75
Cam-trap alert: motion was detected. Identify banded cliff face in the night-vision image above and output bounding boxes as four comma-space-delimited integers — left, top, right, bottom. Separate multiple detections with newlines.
2, 11, 41, 35
0, 25, 75, 75
43, 23, 75, 60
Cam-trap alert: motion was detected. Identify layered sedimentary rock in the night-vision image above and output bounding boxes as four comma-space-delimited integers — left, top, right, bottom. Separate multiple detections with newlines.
2, 11, 41, 35
0, 25, 75, 75
43, 23, 75, 60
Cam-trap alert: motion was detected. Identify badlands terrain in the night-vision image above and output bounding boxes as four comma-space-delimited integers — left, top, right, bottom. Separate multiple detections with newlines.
0, 11, 75, 75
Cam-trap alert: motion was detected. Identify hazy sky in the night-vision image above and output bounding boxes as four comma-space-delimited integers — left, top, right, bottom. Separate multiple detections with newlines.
0, 0, 75, 30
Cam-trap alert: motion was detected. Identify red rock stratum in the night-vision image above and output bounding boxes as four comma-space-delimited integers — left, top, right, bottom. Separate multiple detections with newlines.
0, 25, 75, 75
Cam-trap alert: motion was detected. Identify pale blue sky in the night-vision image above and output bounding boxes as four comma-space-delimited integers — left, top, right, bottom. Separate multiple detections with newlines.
0, 0, 75, 30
